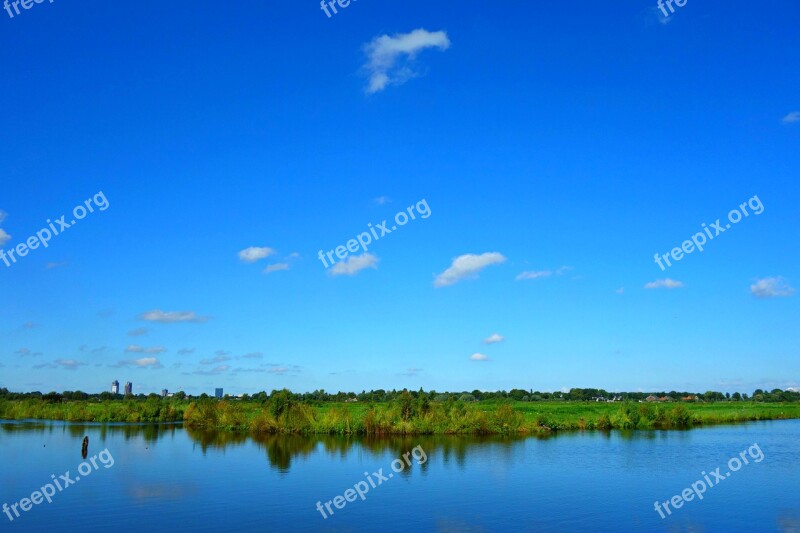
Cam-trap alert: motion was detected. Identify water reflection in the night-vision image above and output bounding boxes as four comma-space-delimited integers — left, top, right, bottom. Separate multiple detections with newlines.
0, 420, 706, 475
0, 419, 180, 444
182, 429, 536, 473
1, 419, 798, 531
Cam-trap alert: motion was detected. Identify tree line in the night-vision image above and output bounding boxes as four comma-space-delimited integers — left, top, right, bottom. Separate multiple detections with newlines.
1, 387, 798, 403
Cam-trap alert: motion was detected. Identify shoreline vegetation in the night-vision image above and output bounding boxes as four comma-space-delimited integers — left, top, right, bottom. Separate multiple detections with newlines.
2, 388, 800, 435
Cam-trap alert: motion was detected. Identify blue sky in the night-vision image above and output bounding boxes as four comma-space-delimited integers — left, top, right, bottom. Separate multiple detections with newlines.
1, 0, 798, 395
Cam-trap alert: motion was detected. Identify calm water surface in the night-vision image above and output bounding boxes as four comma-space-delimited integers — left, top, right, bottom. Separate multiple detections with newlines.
1, 420, 799, 531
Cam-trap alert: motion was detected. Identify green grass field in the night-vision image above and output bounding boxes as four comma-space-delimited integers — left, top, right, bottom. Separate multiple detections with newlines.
4, 397, 799, 435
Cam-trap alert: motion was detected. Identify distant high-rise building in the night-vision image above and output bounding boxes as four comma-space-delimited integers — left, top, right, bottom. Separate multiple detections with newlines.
124, 382, 133, 395
111, 380, 119, 394
161, 389, 168, 398
215, 388, 223, 399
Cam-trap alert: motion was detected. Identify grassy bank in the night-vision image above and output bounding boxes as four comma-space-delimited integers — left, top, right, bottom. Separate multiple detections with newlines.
4, 396, 799, 435
0, 397, 185, 423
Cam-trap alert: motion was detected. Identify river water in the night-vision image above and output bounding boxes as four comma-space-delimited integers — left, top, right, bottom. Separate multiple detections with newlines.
1, 419, 798, 531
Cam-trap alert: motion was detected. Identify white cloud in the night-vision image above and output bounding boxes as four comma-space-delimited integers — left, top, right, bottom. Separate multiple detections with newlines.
644, 278, 684, 289
363, 28, 450, 94
616, 287, 625, 294
40, 359, 88, 370
200, 355, 232, 365
373, 196, 392, 205
484, 333, 504, 345
751, 277, 795, 298
139, 310, 209, 323
238, 246, 276, 263
782, 111, 800, 124
516, 265, 572, 281
125, 345, 166, 354
45, 262, 68, 270
469, 353, 489, 361
264, 262, 289, 274
128, 327, 148, 337
113, 357, 163, 369
0, 228, 10, 246
330, 253, 378, 276
241, 352, 263, 359
264, 364, 302, 375
177, 348, 195, 355
56, 359, 86, 370
0, 210, 6, 223
516, 270, 552, 281
434, 252, 506, 287
232, 367, 267, 374
187, 364, 229, 375
16, 348, 43, 357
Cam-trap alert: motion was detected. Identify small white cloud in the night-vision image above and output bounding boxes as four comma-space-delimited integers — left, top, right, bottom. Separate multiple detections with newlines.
0, 210, 6, 223
241, 352, 263, 359
238, 246, 276, 263
516, 266, 572, 281
45, 262, 68, 270
484, 333, 504, 345
434, 252, 506, 287
363, 28, 450, 94
200, 355, 231, 365
264, 364, 302, 375
516, 270, 552, 281
781, 111, 800, 124
0, 228, 11, 246
54, 359, 88, 370
125, 345, 166, 355
469, 353, 489, 361
644, 278, 684, 289
616, 287, 625, 294
16, 348, 43, 357
139, 310, 209, 323
330, 253, 378, 276
373, 196, 392, 205
751, 277, 795, 298
177, 348, 195, 355
187, 364, 230, 376
264, 262, 289, 274
128, 327, 148, 337
232, 367, 266, 374
112, 357, 163, 369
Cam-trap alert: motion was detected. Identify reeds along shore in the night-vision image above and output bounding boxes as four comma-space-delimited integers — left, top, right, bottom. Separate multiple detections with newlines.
182, 398, 800, 435
3, 394, 798, 435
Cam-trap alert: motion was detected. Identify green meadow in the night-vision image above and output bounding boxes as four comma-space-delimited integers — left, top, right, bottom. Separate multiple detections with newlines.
3, 394, 800, 435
